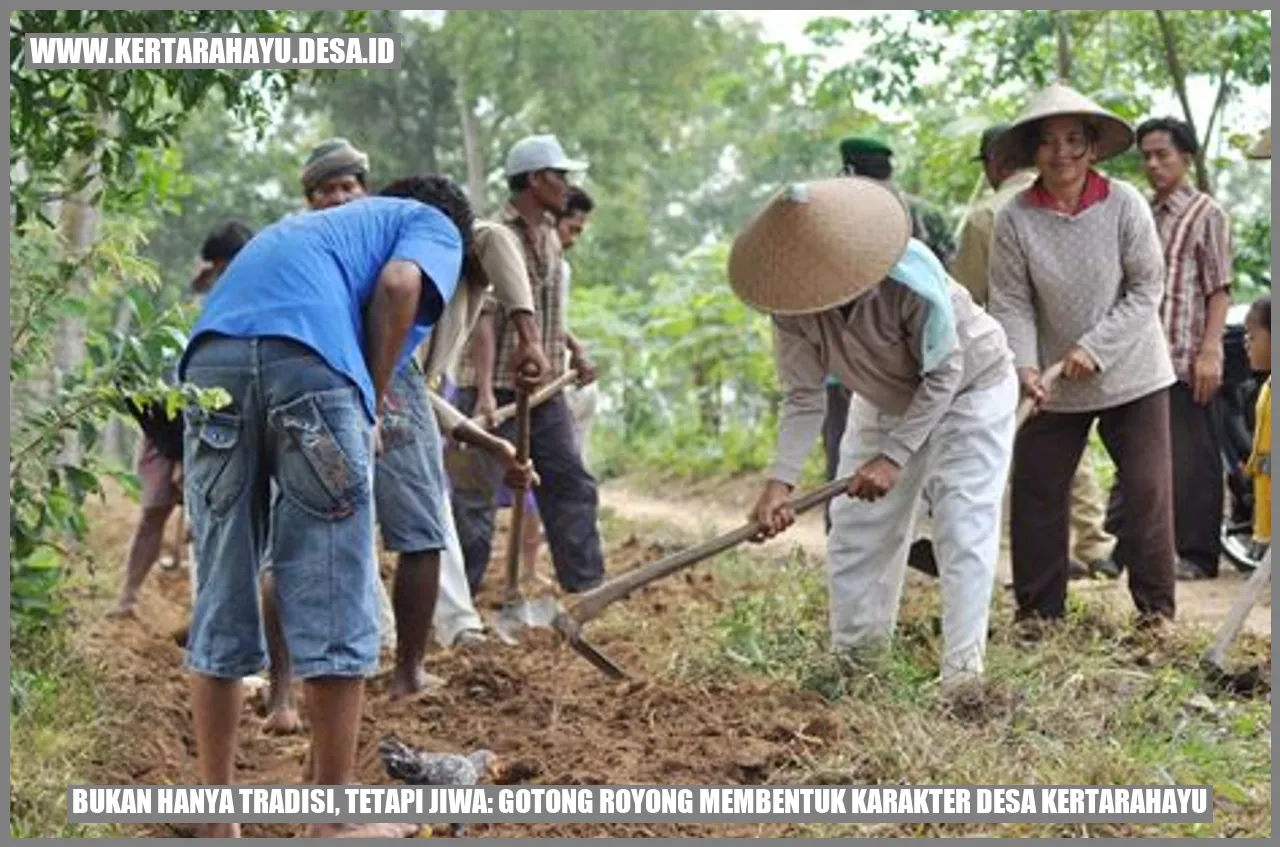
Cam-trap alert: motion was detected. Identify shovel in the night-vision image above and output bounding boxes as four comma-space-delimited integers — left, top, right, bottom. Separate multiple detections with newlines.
1200, 546, 1271, 693
447, 370, 580, 500
533, 362, 1071, 678
476, 369, 580, 430
492, 387, 539, 646
519, 477, 853, 678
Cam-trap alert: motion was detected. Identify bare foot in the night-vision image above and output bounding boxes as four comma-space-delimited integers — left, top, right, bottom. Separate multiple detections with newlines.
307, 822, 420, 838
388, 668, 446, 703
105, 599, 139, 620
262, 706, 304, 735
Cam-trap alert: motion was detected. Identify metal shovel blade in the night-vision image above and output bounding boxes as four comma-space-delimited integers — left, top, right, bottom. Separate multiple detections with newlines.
549, 609, 627, 680
493, 594, 559, 645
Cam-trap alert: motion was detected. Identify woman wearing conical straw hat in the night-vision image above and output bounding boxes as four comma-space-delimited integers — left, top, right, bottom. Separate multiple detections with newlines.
986, 83, 1177, 632
732, 177, 1018, 689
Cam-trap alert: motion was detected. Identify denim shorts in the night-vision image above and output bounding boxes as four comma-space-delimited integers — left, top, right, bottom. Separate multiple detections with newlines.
182, 336, 380, 680
374, 363, 449, 554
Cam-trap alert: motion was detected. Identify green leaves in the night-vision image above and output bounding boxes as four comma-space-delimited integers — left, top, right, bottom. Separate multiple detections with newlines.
8, 213, 221, 632
10, 9, 374, 226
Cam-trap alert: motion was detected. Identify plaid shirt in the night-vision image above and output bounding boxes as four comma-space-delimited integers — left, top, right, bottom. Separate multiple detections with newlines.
1154, 184, 1233, 383
456, 204, 567, 391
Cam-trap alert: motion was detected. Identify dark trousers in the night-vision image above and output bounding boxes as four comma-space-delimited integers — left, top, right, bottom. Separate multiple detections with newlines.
1106, 381, 1224, 575
1011, 388, 1175, 621
449, 387, 605, 596
822, 383, 852, 532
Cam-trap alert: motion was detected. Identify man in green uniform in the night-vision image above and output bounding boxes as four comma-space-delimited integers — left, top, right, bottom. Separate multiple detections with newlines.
839, 136, 955, 267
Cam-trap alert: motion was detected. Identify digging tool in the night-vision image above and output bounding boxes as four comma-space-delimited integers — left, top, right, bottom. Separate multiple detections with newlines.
522, 477, 854, 678
537, 361, 1072, 676
447, 369, 579, 499
1015, 361, 1064, 428
1201, 546, 1271, 681
473, 369, 580, 430
492, 387, 539, 645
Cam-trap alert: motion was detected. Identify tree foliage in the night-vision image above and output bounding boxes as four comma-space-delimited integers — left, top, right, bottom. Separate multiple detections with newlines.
7, 10, 1271, 625
9, 9, 369, 225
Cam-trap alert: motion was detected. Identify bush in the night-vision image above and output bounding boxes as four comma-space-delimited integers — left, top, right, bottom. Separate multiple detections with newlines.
8, 220, 226, 635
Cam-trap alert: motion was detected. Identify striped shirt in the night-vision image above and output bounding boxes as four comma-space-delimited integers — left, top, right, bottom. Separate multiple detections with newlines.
1153, 184, 1233, 383
455, 204, 568, 391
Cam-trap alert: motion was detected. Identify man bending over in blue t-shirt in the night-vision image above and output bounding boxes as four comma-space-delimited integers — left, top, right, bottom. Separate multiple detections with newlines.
177, 175, 471, 839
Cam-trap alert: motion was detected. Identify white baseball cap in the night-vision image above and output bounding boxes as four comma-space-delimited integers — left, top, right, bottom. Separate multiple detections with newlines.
504, 134, 589, 177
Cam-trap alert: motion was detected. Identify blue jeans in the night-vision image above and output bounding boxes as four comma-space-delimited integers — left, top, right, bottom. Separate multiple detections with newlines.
449, 387, 605, 595
374, 364, 448, 553
183, 336, 379, 679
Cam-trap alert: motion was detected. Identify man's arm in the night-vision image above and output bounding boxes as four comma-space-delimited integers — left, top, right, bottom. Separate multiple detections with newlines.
769, 317, 829, 487
476, 225, 548, 389
470, 306, 499, 423
1191, 206, 1234, 404
364, 259, 423, 414
749, 316, 827, 539
565, 331, 597, 386
429, 390, 536, 489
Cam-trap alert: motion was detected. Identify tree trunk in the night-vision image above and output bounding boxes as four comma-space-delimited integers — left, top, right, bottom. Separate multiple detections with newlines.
1055, 11, 1073, 82
101, 298, 136, 463
455, 74, 488, 213
54, 149, 104, 466
1154, 11, 1212, 193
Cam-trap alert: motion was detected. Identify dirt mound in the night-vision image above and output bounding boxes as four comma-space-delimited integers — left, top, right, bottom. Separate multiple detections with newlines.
78, 491, 837, 838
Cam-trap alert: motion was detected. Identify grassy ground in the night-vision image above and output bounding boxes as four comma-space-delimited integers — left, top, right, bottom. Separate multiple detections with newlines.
10, 621, 127, 839
9, 502, 1270, 839
593, 512, 1272, 838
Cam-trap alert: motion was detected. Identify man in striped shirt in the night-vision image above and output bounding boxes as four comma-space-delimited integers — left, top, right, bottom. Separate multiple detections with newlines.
1107, 117, 1233, 581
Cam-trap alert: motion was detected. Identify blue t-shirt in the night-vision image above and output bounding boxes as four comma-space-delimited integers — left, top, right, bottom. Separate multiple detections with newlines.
181, 197, 462, 421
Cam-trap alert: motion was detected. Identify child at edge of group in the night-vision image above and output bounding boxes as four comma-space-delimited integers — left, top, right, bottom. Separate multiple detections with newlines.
1244, 295, 1271, 555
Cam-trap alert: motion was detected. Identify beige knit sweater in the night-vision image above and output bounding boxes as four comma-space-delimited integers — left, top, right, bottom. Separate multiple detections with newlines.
988, 178, 1175, 413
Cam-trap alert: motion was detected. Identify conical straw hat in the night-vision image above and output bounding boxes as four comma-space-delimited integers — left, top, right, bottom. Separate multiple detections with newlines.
728, 177, 911, 316
991, 83, 1134, 170
1248, 126, 1271, 160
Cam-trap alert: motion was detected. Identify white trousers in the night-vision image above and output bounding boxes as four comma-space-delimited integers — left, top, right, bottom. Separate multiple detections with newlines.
827, 370, 1017, 682
432, 492, 485, 648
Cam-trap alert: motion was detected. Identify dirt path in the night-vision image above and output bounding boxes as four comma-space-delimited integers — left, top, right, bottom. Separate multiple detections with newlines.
599, 478, 1272, 636
78, 488, 833, 838
71, 478, 1269, 838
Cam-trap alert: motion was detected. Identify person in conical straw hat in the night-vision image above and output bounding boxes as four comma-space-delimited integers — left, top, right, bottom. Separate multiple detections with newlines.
734, 176, 1018, 689
986, 82, 1178, 632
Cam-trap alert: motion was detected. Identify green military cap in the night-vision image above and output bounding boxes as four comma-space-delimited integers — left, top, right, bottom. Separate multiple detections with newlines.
973, 123, 1012, 162
839, 136, 894, 163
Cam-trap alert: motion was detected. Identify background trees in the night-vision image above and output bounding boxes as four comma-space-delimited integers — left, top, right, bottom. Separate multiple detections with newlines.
8, 9, 1271, 627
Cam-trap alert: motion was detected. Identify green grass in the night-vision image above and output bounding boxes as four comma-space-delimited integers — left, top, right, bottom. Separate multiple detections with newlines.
590, 423, 828, 488
10, 625, 127, 838
597, 519, 1272, 838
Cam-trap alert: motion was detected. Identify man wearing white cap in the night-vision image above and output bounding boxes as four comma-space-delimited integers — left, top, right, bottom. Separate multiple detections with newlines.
452, 134, 606, 594
736, 178, 1017, 688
